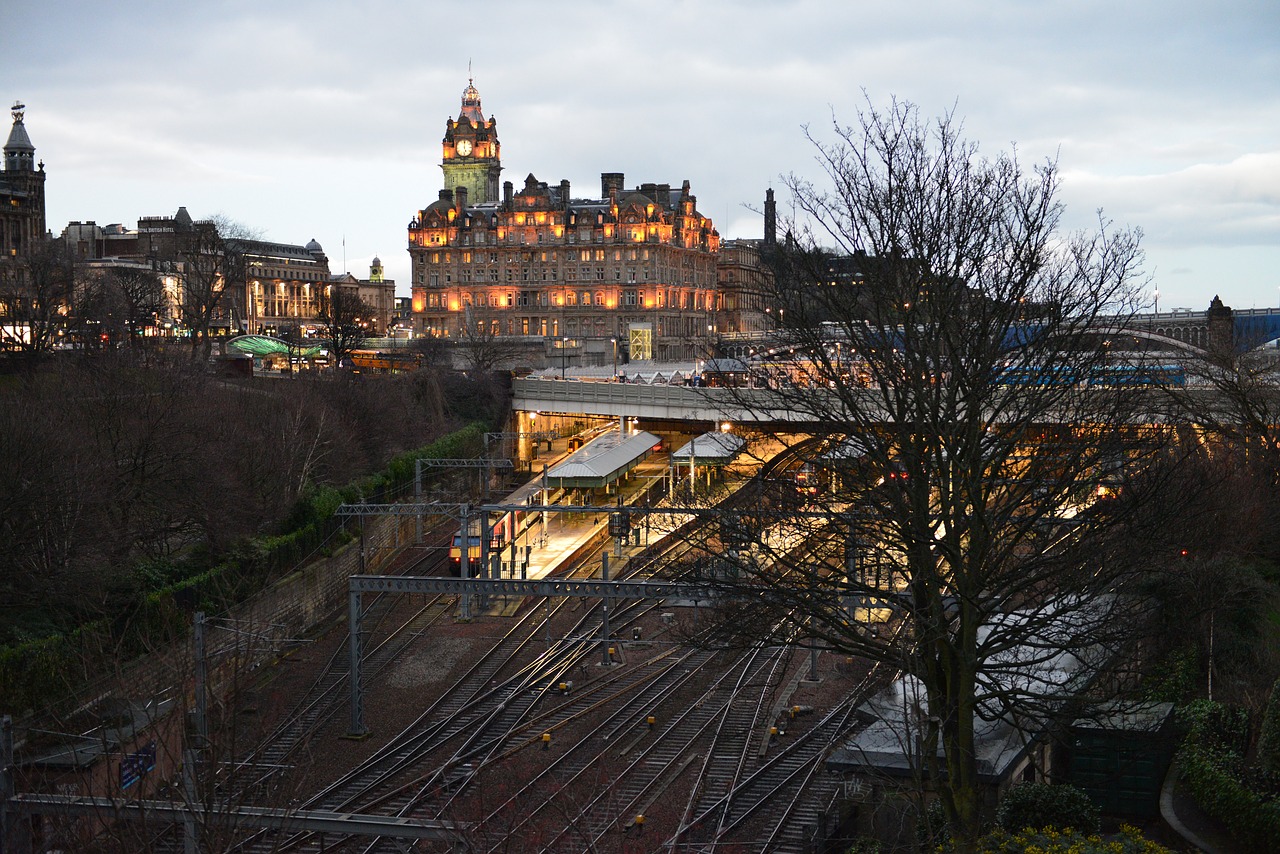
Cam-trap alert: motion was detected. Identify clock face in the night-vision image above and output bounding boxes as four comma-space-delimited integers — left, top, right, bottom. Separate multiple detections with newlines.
456, 139, 473, 157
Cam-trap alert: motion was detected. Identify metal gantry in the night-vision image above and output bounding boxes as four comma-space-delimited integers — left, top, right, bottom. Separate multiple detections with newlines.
334, 499, 850, 738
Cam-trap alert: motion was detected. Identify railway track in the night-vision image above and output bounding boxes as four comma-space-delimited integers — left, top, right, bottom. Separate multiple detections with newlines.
220, 440, 856, 853
518, 643, 793, 854
238, 539, 455, 786
241, 548, 664, 851
671, 657, 894, 853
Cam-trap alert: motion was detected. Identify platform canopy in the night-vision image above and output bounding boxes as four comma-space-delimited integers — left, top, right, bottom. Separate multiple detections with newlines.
669, 431, 746, 466
227, 334, 324, 358
545, 429, 662, 489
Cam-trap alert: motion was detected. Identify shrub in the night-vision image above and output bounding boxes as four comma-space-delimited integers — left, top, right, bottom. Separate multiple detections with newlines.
1257, 677, 1280, 777
1177, 698, 1280, 851
1178, 698, 1250, 756
0, 421, 492, 715
969, 825, 1170, 853
996, 782, 1100, 835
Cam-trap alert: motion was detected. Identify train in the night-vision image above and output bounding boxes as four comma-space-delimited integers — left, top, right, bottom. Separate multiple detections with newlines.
1086, 364, 1186, 387
448, 478, 564, 573
995, 363, 1186, 388
348, 350, 423, 373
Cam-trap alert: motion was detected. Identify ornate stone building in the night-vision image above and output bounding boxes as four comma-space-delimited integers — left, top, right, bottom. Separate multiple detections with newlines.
61, 211, 392, 337
0, 102, 47, 291
243, 237, 333, 335
409, 81, 722, 365
327, 256, 396, 336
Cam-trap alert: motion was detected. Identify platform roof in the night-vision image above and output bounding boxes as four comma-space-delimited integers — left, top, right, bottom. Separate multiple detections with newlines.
545, 429, 661, 489
669, 431, 746, 466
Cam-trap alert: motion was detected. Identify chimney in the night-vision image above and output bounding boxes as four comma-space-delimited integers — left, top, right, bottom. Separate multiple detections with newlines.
764, 188, 777, 245
503, 180, 514, 208
455, 185, 468, 212
560, 179, 571, 210
601, 172, 625, 198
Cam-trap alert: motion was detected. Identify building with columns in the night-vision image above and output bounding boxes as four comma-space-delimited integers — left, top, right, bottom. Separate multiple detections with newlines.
409, 80, 723, 365
60, 212, 393, 338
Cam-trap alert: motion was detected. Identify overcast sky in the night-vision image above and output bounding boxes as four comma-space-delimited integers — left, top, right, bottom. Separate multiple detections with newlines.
4, 0, 1277, 310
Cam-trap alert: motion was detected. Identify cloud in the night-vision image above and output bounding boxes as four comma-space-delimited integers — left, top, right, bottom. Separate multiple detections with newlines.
5, 0, 1276, 307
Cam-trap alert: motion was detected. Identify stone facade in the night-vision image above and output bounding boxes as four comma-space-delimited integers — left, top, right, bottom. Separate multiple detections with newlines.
327, 256, 396, 335
0, 102, 47, 293
409, 82, 723, 365
60, 211, 394, 337
243, 237, 333, 334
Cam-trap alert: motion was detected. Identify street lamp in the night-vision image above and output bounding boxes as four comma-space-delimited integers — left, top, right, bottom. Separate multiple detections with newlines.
1153, 288, 1159, 315
611, 337, 618, 379
560, 336, 567, 379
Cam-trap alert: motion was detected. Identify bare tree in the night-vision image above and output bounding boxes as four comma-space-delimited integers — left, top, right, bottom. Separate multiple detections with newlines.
67, 265, 166, 353
457, 306, 526, 373
177, 217, 254, 362
684, 99, 1167, 850
108, 266, 167, 348
315, 287, 372, 370
0, 237, 75, 360
1175, 321, 1280, 478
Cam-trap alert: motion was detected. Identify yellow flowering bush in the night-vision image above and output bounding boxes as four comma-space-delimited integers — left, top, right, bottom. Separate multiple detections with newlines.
966, 824, 1172, 854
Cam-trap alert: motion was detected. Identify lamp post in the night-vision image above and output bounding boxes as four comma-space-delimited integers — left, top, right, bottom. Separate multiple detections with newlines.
611, 337, 618, 379
1154, 288, 1160, 315
560, 336, 567, 379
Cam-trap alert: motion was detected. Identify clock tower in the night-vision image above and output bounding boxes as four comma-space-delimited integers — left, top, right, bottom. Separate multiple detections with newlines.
442, 79, 501, 204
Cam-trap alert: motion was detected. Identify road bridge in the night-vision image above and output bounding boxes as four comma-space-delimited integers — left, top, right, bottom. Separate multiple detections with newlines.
514, 378, 802, 423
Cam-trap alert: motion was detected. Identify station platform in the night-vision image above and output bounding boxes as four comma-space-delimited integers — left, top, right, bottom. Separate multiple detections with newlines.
466, 457, 671, 585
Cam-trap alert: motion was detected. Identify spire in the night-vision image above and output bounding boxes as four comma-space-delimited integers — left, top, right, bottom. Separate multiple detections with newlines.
5, 102, 35, 172
459, 77, 485, 125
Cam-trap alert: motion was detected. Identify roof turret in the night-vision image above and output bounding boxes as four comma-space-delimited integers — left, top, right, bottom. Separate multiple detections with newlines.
458, 78, 485, 125
5, 102, 36, 172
